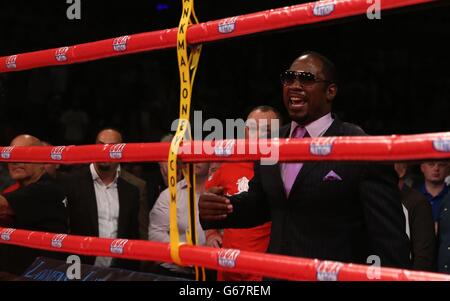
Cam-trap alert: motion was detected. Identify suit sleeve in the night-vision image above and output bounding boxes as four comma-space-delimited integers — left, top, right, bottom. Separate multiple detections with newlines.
137, 183, 149, 240
130, 187, 140, 240
202, 163, 270, 230
409, 195, 436, 271
360, 164, 412, 269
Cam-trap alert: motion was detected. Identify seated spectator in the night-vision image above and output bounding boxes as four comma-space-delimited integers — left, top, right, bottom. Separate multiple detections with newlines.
41, 141, 61, 178
205, 105, 280, 281
0, 134, 68, 275
0, 163, 15, 193
61, 128, 140, 271
395, 163, 436, 271
146, 134, 183, 212
148, 162, 209, 279
418, 161, 450, 223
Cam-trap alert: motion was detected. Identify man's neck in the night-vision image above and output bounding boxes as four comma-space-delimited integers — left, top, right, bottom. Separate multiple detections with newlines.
95, 167, 118, 186
195, 176, 208, 194
20, 171, 45, 187
425, 181, 445, 197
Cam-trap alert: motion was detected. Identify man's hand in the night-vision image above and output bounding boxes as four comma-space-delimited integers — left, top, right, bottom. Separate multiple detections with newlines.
199, 186, 233, 221
206, 229, 223, 248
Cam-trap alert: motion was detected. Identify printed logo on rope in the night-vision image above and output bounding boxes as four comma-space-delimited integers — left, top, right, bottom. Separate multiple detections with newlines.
109, 143, 126, 159
6, 55, 18, 70
312, 1, 335, 17
51, 146, 66, 161
214, 140, 235, 157
0, 228, 16, 241
310, 138, 335, 156
113, 36, 130, 52
218, 249, 240, 268
171, 110, 280, 165
51, 234, 68, 248
218, 17, 237, 34
433, 138, 450, 152
316, 261, 344, 281
55, 47, 70, 62
1, 146, 14, 160
110, 239, 128, 254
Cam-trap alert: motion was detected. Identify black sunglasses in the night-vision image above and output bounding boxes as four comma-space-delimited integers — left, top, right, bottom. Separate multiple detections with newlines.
280, 70, 332, 85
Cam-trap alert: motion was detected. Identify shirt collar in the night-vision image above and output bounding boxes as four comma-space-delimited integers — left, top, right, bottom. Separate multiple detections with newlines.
419, 183, 449, 200
90, 163, 121, 184
290, 113, 334, 138
179, 179, 188, 189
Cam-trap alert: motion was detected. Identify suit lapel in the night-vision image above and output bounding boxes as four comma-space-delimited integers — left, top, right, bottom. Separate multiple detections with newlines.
288, 117, 342, 199
83, 168, 99, 236
263, 163, 287, 201
267, 125, 291, 201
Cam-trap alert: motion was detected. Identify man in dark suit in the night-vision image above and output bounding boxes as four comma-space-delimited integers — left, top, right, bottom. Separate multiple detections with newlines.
0, 134, 68, 275
63, 128, 140, 270
199, 51, 411, 269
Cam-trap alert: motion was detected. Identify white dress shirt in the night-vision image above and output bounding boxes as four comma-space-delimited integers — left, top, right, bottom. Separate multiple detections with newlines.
288, 112, 334, 138
281, 113, 334, 192
149, 179, 206, 274
90, 163, 120, 268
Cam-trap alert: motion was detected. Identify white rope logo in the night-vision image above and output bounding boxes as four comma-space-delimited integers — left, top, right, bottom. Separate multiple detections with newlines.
1, 146, 14, 160
113, 36, 130, 52
110, 239, 128, 254
6, 55, 18, 69
316, 261, 344, 281
55, 47, 70, 62
218, 249, 240, 268
109, 143, 126, 159
310, 137, 335, 156
218, 17, 237, 34
433, 138, 450, 152
0, 228, 16, 241
214, 139, 235, 157
51, 234, 67, 248
312, 1, 335, 17
51, 146, 66, 161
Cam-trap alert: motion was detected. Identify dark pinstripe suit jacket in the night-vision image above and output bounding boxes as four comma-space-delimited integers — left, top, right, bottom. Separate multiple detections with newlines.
202, 117, 411, 268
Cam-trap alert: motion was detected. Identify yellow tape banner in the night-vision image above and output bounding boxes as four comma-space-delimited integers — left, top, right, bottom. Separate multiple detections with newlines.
168, 0, 202, 276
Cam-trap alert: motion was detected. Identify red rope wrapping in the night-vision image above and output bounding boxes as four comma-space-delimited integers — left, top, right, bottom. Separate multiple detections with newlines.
0, 0, 446, 281
0, 0, 434, 73
1, 133, 450, 164
0, 227, 448, 281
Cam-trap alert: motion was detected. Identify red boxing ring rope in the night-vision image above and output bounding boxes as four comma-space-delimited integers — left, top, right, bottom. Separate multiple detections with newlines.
1, 133, 450, 164
1, 0, 449, 281
0, 0, 435, 73
1, 227, 449, 281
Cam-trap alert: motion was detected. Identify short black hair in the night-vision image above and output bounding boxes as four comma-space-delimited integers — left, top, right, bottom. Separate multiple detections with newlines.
298, 51, 338, 84
95, 126, 124, 143
247, 105, 283, 124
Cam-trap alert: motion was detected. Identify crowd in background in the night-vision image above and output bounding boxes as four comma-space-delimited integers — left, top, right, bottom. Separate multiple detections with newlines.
1, 0, 450, 281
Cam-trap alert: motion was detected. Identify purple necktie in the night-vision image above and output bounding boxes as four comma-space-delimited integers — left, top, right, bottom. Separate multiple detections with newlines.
282, 126, 308, 196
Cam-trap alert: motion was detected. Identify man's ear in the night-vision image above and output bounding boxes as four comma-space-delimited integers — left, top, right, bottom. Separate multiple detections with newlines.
326, 83, 338, 102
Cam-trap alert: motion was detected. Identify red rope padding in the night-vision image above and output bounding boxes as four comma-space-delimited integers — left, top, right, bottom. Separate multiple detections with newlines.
0, 227, 448, 281
0, 0, 434, 73
1, 133, 450, 164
